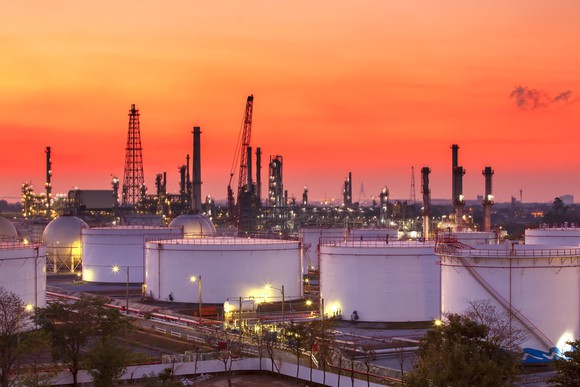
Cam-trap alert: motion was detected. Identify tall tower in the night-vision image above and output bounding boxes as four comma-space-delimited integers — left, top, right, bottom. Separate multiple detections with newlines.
410, 166, 416, 203
421, 167, 431, 239
45, 146, 52, 218
122, 104, 145, 206
192, 126, 202, 213
482, 167, 494, 232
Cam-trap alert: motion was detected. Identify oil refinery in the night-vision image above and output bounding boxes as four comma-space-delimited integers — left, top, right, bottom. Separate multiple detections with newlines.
1, 98, 579, 377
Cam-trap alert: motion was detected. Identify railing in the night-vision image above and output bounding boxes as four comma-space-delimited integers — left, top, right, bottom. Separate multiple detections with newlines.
320, 238, 433, 248
436, 245, 580, 258
146, 237, 299, 246
0, 241, 41, 249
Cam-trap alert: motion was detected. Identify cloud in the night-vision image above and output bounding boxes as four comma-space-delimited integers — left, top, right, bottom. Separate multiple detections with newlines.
552, 90, 572, 103
510, 86, 576, 110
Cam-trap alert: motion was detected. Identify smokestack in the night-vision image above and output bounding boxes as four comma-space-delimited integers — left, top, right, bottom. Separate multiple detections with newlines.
421, 167, 431, 240
482, 166, 494, 232
45, 146, 52, 218
349, 172, 353, 206
453, 166, 466, 230
192, 126, 202, 213
247, 146, 253, 192
451, 144, 459, 210
256, 147, 262, 203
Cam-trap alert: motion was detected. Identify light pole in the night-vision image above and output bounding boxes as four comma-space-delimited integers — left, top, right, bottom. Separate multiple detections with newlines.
265, 284, 285, 326
190, 275, 202, 324
112, 265, 130, 315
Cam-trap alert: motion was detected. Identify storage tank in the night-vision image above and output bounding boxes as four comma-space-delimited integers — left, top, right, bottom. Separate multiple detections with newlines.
42, 215, 88, 273
437, 240, 580, 357
319, 239, 439, 322
0, 242, 46, 309
82, 226, 183, 283
0, 217, 18, 241
169, 213, 216, 238
145, 238, 301, 304
299, 228, 346, 272
525, 226, 580, 246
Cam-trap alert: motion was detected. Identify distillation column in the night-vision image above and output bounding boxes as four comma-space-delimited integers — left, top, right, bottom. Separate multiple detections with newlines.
482, 166, 494, 232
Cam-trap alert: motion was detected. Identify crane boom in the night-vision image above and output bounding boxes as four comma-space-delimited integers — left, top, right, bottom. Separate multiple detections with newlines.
237, 95, 254, 196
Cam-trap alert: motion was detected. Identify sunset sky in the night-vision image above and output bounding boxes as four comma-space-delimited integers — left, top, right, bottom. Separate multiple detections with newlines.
2, 1, 580, 204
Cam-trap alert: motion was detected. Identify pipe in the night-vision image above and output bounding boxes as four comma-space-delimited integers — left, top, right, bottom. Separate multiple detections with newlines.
192, 126, 202, 213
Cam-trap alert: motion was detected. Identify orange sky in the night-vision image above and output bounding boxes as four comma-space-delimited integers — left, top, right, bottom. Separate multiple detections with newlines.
2, 1, 580, 204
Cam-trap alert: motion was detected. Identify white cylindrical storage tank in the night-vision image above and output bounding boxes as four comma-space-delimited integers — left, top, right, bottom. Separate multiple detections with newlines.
0, 217, 18, 241
42, 215, 88, 273
438, 241, 580, 356
0, 242, 46, 309
299, 228, 346, 272
525, 227, 580, 246
169, 214, 216, 238
82, 226, 183, 283
319, 240, 439, 322
145, 238, 301, 304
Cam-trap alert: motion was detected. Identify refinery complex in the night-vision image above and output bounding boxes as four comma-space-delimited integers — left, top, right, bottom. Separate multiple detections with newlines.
1, 97, 580, 384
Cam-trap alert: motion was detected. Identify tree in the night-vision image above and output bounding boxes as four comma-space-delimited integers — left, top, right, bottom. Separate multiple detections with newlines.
462, 299, 528, 351
84, 342, 134, 387
0, 287, 31, 387
34, 296, 133, 387
550, 339, 580, 386
404, 313, 520, 387
204, 327, 243, 387
15, 330, 55, 387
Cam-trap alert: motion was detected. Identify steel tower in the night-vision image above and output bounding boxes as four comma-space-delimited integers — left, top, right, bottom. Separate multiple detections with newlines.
122, 104, 145, 206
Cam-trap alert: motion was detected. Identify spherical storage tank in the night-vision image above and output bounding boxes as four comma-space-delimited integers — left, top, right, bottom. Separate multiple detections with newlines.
145, 238, 301, 304
82, 226, 183, 283
42, 215, 88, 273
525, 226, 580, 246
319, 240, 439, 322
0, 242, 46, 309
0, 217, 18, 241
169, 213, 216, 238
438, 241, 580, 357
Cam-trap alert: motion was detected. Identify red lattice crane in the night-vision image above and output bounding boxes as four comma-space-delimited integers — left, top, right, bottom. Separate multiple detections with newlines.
227, 95, 254, 217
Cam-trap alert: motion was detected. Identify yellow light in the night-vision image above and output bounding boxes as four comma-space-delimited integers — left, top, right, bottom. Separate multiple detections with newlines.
305, 300, 312, 306
189, 275, 197, 283
112, 265, 119, 273
25, 304, 34, 312
434, 319, 442, 327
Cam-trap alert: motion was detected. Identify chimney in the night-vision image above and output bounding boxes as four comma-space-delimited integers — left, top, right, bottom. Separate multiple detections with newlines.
451, 144, 459, 211
247, 146, 253, 192
453, 166, 466, 230
256, 147, 262, 203
45, 146, 52, 218
421, 167, 431, 240
482, 166, 494, 232
192, 126, 202, 213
